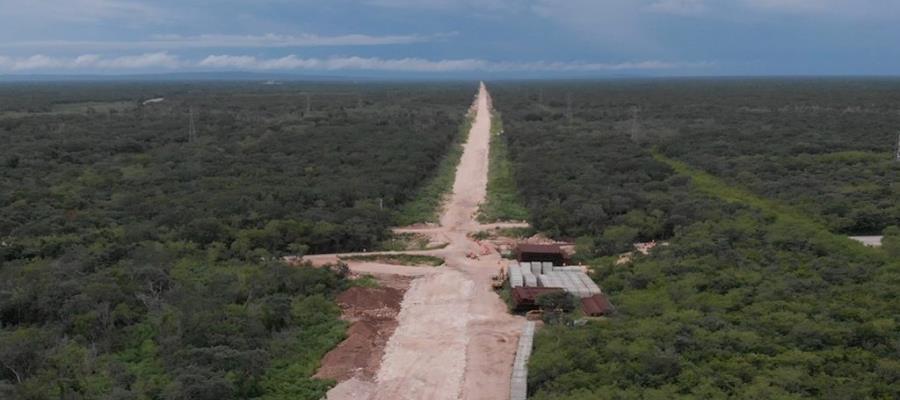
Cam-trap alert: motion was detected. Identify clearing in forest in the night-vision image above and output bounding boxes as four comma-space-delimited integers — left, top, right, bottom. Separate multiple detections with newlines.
317, 83, 525, 400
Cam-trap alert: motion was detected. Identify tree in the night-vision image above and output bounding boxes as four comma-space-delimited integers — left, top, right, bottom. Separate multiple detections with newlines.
535, 291, 577, 313
882, 226, 900, 258
0, 328, 49, 384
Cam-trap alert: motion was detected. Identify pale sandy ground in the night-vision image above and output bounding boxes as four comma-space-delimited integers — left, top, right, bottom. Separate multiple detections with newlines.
324, 83, 525, 400
849, 236, 883, 247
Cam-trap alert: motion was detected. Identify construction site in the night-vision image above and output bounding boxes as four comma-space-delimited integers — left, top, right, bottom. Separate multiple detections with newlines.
298, 83, 612, 400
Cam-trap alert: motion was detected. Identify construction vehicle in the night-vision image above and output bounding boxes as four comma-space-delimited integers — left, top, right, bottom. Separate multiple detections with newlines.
491, 265, 507, 289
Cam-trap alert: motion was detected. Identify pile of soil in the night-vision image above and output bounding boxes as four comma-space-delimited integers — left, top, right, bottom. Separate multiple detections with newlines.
315, 277, 411, 382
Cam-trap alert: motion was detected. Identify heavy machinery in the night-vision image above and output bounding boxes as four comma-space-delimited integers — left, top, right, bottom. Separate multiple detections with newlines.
491, 265, 507, 289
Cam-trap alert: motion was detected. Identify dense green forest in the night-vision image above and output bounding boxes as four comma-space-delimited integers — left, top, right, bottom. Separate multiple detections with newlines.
494, 79, 900, 237
491, 80, 900, 398
0, 82, 473, 399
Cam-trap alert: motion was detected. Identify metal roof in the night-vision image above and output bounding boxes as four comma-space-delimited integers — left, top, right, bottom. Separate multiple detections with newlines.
581, 294, 613, 316
515, 243, 564, 254
511, 287, 564, 303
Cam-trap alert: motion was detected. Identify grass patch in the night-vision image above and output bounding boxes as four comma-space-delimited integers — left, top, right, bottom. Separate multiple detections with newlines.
377, 233, 448, 251
340, 254, 445, 267
470, 230, 491, 241
350, 274, 381, 288
652, 150, 874, 255
478, 111, 530, 223
497, 281, 516, 312
496, 226, 536, 239
396, 114, 473, 225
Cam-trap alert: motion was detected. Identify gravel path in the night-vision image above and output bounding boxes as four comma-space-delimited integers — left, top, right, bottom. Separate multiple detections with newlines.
327, 83, 524, 400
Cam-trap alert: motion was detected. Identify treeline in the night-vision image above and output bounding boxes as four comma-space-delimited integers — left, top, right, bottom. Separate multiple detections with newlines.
490, 83, 709, 256
0, 82, 474, 399
494, 79, 900, 236
529, 202, 899, 399
490, 80, 900, 398
0, 82, 472, 259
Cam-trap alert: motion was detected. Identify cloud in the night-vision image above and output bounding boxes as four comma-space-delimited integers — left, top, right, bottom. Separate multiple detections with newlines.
362, 0, 515, 11
529, 0, 661, 51
0, 53, 181, 71
741, 0, 900, 20
3, 33, 453, 51
197, 54, 709, 72
0, 0, 162, 23
646, 0, 707, 16
0, 52, 710, 73
197, 55, 489, 71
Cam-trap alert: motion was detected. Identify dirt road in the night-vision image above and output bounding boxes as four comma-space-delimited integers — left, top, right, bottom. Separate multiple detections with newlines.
326, 83, 524, 400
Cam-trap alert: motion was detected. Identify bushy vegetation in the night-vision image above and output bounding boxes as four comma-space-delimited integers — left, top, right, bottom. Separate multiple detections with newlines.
529, 204, 899, 399
0, 81, 473, 399
396, 114, 472, 225
491, 80, 900, 399
495, 79, 900, 237
479, 111, 529, 222
489, 87, 702, 255
340, 254, 444, 267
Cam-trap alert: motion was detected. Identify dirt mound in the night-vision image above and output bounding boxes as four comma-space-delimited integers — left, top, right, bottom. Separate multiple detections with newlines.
316, 278, 411, 383
337, 286, 405, 319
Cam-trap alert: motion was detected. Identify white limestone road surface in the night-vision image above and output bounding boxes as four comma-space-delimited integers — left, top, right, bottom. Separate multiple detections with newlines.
327, 83, 525, 400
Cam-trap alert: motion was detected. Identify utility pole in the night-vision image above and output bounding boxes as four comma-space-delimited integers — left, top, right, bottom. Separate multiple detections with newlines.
188, 107, 197, 143
629, 106, 641, 141
895, 132, 900, 162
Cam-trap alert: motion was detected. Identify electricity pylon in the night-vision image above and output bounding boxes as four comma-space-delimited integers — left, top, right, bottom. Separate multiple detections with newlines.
895, 132, 900, 161
188, 107, 197, 143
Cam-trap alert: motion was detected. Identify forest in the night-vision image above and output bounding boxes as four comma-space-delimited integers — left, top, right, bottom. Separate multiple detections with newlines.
0, 81, 473, 399
494, 79, 900, 238
490, 79, 900, 398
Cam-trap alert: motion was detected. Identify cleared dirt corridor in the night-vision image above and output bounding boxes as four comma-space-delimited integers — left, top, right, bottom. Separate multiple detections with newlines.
326, 83, 524, 400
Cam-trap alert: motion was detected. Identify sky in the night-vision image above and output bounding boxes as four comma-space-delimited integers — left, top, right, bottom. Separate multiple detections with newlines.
0, 0, 898, 77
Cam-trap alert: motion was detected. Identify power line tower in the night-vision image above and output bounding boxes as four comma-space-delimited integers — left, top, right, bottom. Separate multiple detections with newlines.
895, 132, 900, 162
629, 106, 641, 141
188, 107, 197, 143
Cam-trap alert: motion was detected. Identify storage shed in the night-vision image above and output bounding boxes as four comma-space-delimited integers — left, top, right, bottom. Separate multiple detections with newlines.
581, 294, 613, 317
515, 243, 566, 265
